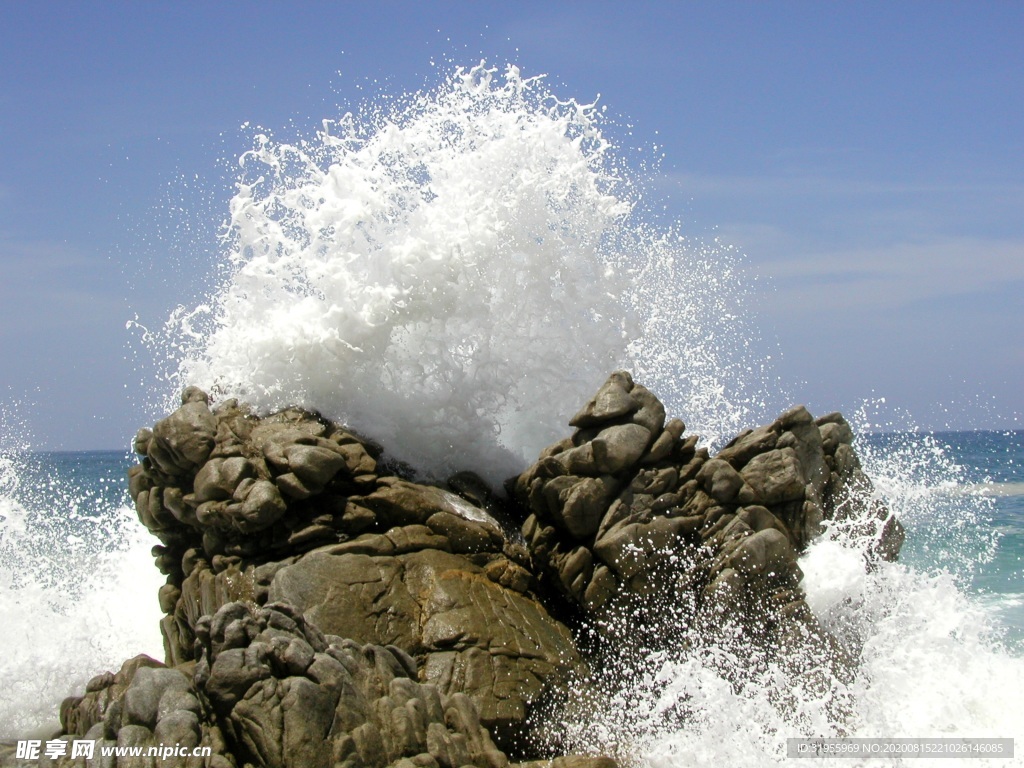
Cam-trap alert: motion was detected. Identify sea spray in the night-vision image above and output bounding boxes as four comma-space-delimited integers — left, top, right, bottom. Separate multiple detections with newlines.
162, 63, 777, 485
145, 61, 1024, 764
540, 422, 1024, 766
2, 59, 1011, 762
0, 448, 163, 738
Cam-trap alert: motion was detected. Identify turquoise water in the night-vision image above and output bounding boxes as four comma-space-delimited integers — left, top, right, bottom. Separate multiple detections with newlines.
943, 430, 1023, 637
9, 432, 1023, 642
1, 431, 1022, 755
866, 430, 1024, 648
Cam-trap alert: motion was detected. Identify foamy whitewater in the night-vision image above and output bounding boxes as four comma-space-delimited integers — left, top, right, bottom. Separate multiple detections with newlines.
159, 64, 773, 486
0, 448, 163, 737
550, 429, 1024, 766
2, 63, 1021, 763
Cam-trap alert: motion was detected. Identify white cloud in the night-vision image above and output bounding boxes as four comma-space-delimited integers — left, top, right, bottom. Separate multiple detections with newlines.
751, 236, 1024, 313
638, 167, 1024, 318
653, 169, 1024, 202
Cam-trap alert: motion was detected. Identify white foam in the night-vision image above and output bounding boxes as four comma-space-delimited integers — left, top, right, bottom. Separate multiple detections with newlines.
552, 524, 1024, 767
804, 545, 1024, 765
969, 480, 1024, 498
0, 455, 163, 738
547, 428, 1024, 765
133, 61, 1021, 763
166, 63, 775, 485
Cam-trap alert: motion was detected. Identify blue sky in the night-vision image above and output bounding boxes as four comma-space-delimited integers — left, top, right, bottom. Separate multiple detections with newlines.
1, 1, 1021, 449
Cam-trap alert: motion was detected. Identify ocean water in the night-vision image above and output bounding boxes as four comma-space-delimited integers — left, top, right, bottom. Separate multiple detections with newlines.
0, 449, 164, 737
861, 430, 1024, 649
0, 435, 1020, 761
2, 62, 1022, 763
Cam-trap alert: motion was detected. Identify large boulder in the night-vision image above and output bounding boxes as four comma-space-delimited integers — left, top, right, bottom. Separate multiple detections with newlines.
511, 371, 904, 651
267, 547, 579, 735
128, 393, 582, 752
56, 602, 510, 768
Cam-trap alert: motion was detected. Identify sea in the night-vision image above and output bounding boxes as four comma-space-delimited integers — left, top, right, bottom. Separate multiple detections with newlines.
1, 63, 1021, 764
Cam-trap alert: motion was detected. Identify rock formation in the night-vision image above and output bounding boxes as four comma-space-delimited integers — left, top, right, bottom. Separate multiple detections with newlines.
513, 371, 903, 647
8, 372, 903, 767
126, 388, 579, 752
58, 601, 507, 768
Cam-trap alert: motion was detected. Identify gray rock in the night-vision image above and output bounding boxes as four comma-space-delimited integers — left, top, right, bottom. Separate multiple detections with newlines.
152, 708, 202, 752
772, 404, 815, 430
569, 371, 635, 428
697, 458, 745, 504
360, 480, 501, 532
716, 425, 778, 467
593, 515, 699, 585
514, 756, 619, 768
740, 448, 806, 505
425, 511, 497, 553
627, 382, 666, 435
193, 456, 256, 503
267, 549, 580, 735
777, 420, 827, 499
329, 525, 451, 557
235, 479, 287, 532
60, 655, 166, 738
734, 505, 791, 538
191, 602, 509, 768
181, 386, 210, 405
123, 666, 191, 730
148, 401, 217, 476
722, 528, 797, 581
641, 424, 680, 464
284, 443, 347, 488
548, 475, 619, 539
819, 419, 854, 454
591, 423, 652, 474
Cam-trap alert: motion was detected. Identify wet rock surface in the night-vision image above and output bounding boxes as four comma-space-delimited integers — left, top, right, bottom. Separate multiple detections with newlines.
53, 602, 508, 768
15, 373, 903, 767
513, 373, 902, 645
127, 392, 579, 754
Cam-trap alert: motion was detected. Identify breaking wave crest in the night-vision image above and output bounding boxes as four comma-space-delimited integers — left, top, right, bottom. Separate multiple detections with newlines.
0, 446, 163, 738
162, 63, 775, 484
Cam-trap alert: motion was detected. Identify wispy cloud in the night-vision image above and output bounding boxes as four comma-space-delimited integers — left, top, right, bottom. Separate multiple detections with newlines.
644, 167, 1024, 314
750, 236, 1024, 313
0, 238, 125, 337
653, 170, 985, 199
651, 169, 1024, 237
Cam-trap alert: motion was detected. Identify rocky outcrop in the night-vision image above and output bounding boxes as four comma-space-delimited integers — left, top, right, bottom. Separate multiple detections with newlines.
128, 392, 579, 751
56, 601, 508, 768
17, 372, 903, 767
511, 371, 903, 649
58, 653, 208, 764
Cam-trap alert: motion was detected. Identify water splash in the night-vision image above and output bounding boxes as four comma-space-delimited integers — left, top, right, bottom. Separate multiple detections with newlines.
851, 401, 1001, 591
126, 60, 1021, 763
160, 63, 776, 484
0, 447, 163, 738
540, 411, 1023, 766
